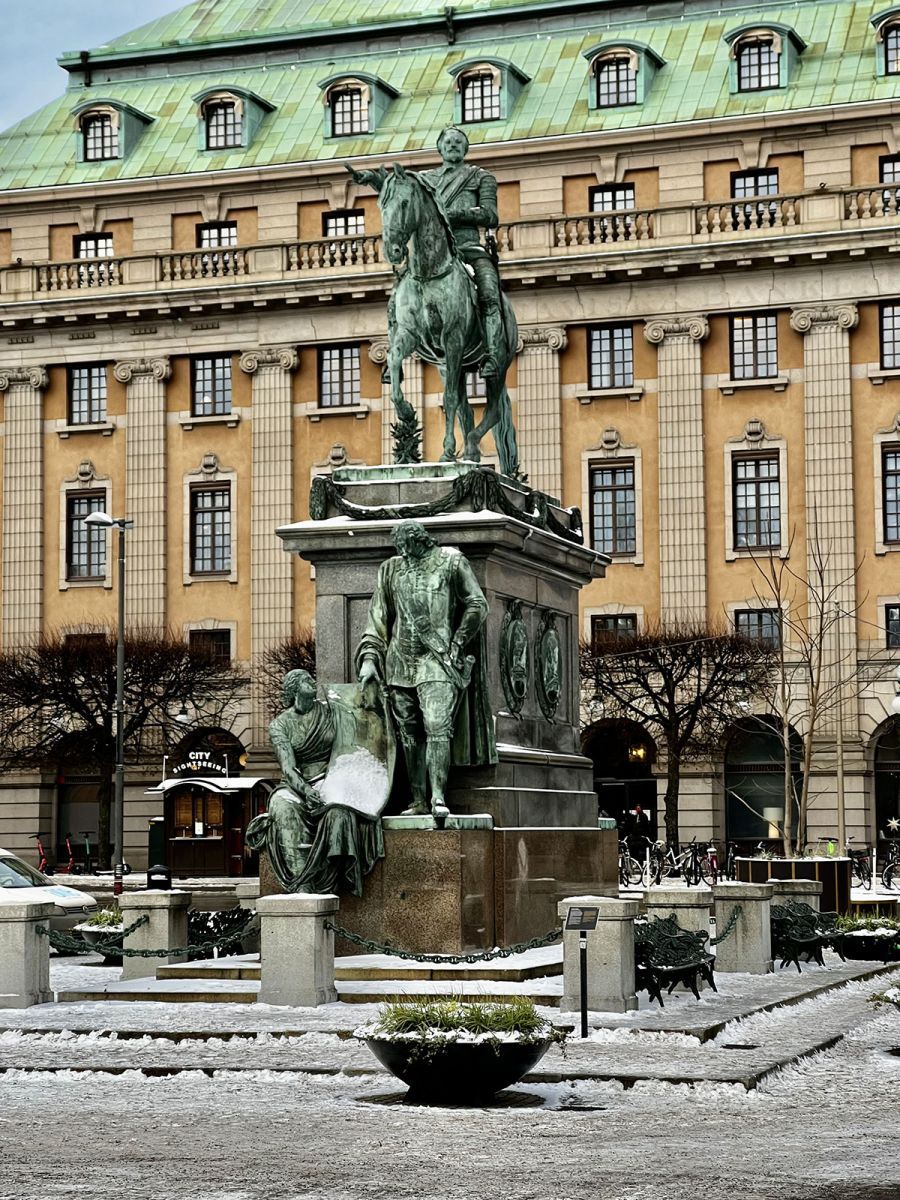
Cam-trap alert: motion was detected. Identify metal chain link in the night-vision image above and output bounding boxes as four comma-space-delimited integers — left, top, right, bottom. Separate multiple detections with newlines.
325, 920, 562, 964
710, 905, 742, 946
37, 912, 256, 959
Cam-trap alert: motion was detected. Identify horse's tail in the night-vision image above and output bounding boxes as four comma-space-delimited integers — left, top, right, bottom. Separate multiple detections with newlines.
495, 385, 522, 480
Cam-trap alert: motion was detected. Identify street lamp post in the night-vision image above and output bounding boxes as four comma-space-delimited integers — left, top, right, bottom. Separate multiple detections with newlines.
83, 510, 133, 895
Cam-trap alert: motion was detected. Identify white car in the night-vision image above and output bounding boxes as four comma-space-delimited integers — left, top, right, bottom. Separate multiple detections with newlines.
0, 847, 98, 931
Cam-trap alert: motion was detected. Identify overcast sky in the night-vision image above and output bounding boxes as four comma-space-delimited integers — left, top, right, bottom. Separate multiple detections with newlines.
2, 1, 187, 131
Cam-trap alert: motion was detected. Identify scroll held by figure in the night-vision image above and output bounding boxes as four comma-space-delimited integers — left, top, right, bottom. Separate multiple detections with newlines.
356, 520, 497, 820
246, 669, 393, 896
348, 127, 520, 476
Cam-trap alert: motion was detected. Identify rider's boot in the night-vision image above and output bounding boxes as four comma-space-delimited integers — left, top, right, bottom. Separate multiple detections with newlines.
479, 305, 503, 379
400, 740, 429, 816
426, 736, 451, 822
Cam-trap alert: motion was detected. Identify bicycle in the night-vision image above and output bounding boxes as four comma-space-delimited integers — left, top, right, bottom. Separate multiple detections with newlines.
29, 832, 52, 874
618, 841, 644, 888
846, 837, 872, 891
881, 842, 900, 890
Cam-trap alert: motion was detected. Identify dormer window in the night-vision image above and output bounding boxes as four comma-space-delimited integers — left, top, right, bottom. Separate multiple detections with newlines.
724, 25, 805, 93
205, 100, 241, 149
460, 70, 501, 122
736, 37, 780, 91
72, 100, 151, 164
193, 87, 274, 152
330, 86, 367, 136
887, 23, 900, 72
595, 54, 637, 107
318, 74, 398, 138
873, 10, 900, 74
83, 113, 118, 161
447, 59, 529, 124
582, 42, 664, 112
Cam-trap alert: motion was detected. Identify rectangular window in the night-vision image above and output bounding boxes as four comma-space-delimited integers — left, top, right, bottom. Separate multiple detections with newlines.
731, 314, 778, 379
588, 325, 634, 389
190, 486, 231, 574
323, 210, 366, 238
880, 155, 900, 209
331, 88, 368, 136
68, 365, 107, 425
205, 102, 241, 149
196, 222, 237, 248
318, 345, 360, 408
460, 72, 501, 122
735, 608, 782, 647
733, 455, 780, 550
589, 461, 636, 555
589, 183, 635, 239
731, 170, 780, 228
192, 357, 232, 417
466, 370, 486, 400
596, 58, 637, 107
888, 605, 900, 648
82, 114, 118, 161
590, 613, 637, 652
737, 41, 780, 91
887, 27, 900, 74
74, 233, 114, 285
881, 303, 900, 369
66, 492, 106, 581
189, 629, 232, 665
884, 448, 900, 542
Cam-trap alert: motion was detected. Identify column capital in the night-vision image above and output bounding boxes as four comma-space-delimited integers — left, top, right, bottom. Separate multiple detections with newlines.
239, 346, 298, 375
517, 326, 567, 352
114, 357, 171, 384
643, 316, 709, 345
789, 304, 858, 334
0, 366, 48, 392
367, 340, 390, 365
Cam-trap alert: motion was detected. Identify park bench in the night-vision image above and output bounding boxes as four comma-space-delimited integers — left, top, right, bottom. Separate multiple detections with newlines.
770, 902, 846, 972
634, 915, 717, 1006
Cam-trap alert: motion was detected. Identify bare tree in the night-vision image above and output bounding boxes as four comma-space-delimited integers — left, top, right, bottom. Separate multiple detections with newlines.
258, 628, 316, 718
580, 623, 776, 847
0, 628, 245, 867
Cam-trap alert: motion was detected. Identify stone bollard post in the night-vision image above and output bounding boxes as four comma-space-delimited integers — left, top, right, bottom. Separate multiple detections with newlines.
258, 893, 339, 1007
557, 895, 640, 1014
769, 879, 823, 912
234, 880, 262, 955
0, 901, 54, 1008
119, 890, 192, 981
644, 887, 714, 989
712, 882, 774, 974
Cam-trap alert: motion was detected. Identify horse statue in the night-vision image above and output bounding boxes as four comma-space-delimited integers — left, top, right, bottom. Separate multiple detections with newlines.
354, 162, 520, 478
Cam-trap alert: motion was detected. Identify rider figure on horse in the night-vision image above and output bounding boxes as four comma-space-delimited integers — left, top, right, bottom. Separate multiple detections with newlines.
348, 126, 504, 380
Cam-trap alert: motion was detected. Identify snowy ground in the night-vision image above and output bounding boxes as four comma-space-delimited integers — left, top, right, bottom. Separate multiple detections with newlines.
0, 963, 899, 1199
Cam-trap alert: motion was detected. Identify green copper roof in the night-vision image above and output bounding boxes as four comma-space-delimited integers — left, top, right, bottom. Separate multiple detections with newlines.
1, 0, 898, 191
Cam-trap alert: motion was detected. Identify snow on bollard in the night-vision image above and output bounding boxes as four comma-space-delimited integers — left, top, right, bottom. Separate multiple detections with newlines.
258, 892, 339, 1007
0, 901, 53, 1008
558, 895, 640, 1015
712, 881, 774, 974
119, 889, 191, 981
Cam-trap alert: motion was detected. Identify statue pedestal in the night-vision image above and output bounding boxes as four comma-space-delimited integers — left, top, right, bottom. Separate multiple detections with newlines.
277, 463, 617, 952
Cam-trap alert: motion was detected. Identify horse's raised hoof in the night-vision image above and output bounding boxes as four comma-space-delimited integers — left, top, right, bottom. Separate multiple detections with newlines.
479, 357, 499, 380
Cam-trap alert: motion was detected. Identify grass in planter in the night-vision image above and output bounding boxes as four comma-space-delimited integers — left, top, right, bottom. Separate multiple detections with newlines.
835, 916, 900, 933
86, 906, 123, 928
370, 998, 565, 1045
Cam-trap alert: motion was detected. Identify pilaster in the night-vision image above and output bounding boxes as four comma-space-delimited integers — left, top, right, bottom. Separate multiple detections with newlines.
113, 357, 171, 629
0, 366, 48, 646
789, 304, 859, 738
516, 326, 566, 497
643, 316, 709, 622
370, 342, 423, 463
240, 346, 298, 744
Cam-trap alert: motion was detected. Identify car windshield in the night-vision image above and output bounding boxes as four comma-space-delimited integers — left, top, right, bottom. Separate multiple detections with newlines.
0, 855, 47, 888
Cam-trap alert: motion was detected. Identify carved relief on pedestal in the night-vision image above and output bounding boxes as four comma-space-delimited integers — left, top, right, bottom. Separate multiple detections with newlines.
499, 599, 530, 716
535, 610, 562, 722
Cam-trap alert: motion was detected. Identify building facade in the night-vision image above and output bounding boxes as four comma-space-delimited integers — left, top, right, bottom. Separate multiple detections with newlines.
2, 0, 900, 865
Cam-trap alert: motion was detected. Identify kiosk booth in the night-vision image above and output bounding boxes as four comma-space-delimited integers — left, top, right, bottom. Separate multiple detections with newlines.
146, 728, 268, 877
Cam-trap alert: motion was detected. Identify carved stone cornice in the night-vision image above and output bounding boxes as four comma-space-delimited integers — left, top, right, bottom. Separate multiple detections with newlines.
368, 341, 390, 365
113, 357, 171, 384
0, 366, 49, 392
789, 305, 858, 333
517, 326, 567, 352
643, 316, 709, 344
239, 346, 298, 374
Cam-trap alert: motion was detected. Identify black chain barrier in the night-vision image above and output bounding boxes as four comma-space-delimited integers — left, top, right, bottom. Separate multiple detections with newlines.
710, 905, 742, 946
325, 920, 562, 965
37, 911, 257, 960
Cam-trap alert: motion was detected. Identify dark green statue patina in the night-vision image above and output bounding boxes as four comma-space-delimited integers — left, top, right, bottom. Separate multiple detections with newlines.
356, 520, 496, 819
349, 127, 520, 475
246, 669, 392, 895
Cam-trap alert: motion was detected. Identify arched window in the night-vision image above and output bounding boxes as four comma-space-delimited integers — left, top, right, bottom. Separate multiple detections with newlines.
886, 23, 900, 72
82, 112, 119, 161
204, 99, 242, 149
459, 69, 501, 122
594, 54, 638, 107
735, 36, 780, 91
724, 718, 801, 845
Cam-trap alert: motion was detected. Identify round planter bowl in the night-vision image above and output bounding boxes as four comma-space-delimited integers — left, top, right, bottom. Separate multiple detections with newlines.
77, 925, 124, 964
842, 934, 900, 962
364, 1036, 552, 1102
